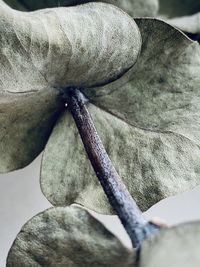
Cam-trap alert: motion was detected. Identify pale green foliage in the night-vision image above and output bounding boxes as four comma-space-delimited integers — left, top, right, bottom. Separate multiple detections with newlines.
1, 1, 200, 266
0, 1, 141, 172
7, 205, 200, 267
140, 221, 200, 267
41, 19, 200, 213
7, 206, 135, 267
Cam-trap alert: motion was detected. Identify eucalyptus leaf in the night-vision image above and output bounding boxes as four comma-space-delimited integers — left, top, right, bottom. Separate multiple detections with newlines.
139, 221, 200, 267
0, 90, 62, 172
0, 2, 140, 92
41, 103, 200, 213
7, 206, 135, 267
6, 0, 159, 17
41, 19, 200, 213
0, 1, 140, 172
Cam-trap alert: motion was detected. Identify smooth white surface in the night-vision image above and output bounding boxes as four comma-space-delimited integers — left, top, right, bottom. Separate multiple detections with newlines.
1, 155, 200, 266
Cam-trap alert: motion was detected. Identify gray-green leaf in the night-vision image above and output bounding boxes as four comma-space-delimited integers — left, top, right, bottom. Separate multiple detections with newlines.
41, 18, 200, 213
0, 1, 140, 173
7, 206, 135, 267
0, 90, 62, 172
139, 221, 200, 267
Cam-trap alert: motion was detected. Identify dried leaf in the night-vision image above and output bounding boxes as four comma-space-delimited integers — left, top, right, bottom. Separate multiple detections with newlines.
139, 221, 200, 267
41, 19, 200, 213
1, 2, 140, 92
0, 90, 62, 172
41, 103, 200, 213
7, 206, 135, 267
83, 18, 200, 151
0, 2, 141, 172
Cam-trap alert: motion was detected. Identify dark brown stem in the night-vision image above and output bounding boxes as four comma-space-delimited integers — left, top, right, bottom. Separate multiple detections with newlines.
66, 87, 159, 248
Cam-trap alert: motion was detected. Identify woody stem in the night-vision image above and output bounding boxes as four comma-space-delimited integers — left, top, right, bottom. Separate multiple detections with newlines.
66, 87, 159, 248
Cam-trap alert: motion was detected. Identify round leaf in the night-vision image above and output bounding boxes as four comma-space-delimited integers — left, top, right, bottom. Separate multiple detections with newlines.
41, 103, 200, 213
41, 19, 200, 213
0, 1, 141, 172
1, 2, 141, 92
139, 221, 200, 267
0, 90, 62, 172
7, 206, 135, 267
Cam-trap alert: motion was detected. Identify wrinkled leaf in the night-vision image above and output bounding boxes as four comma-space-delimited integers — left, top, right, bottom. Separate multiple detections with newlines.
1, 2, 140, 91
7, 206, 135, 267
83, 18, 200, 149
6, 0, 159, 17
41, 19, 200, 213
0, 2, 140, 172
0, 90, 62, 172
41, 103, 200, 213
139, 221, 200, 267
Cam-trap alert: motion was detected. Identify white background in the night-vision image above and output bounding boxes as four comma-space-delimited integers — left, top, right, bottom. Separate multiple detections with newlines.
1, 154, 200, 266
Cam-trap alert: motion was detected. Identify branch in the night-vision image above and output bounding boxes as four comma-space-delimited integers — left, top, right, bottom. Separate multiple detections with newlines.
66, 87, 159, 248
